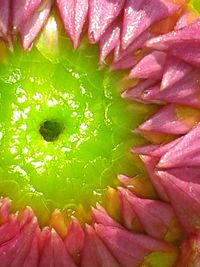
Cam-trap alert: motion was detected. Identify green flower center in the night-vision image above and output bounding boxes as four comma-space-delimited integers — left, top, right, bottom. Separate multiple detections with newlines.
0, 17, 147, 224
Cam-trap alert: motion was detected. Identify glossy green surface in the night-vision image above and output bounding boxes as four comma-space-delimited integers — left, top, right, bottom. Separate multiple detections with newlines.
0, 32, 147, 217
192, 0, 200, 13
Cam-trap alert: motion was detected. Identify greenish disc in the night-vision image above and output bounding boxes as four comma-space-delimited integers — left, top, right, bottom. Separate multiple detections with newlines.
0, 25, 148, 220
192, 0, 200, 13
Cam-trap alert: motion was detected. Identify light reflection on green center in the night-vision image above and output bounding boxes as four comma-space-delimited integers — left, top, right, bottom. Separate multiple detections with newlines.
0, 38, 145, 219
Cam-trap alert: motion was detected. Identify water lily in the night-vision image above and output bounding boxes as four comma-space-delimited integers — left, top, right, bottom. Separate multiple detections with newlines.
0, 0, 200, 266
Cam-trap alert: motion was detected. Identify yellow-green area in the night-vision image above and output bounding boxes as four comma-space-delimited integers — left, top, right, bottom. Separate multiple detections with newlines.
0, 29, 148, 223
192, 0, 200, 13
142, 251, 178, 267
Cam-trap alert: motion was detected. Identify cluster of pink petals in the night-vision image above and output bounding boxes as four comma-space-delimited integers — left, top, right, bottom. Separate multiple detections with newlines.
1, 0, 200, 266
0, 195, 179, 267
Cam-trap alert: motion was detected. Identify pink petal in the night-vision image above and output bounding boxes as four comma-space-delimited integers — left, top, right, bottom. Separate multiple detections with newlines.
0, 198, 11, 223
150, 136, 183, 158
39, 229, 76, 267
167, 42, 200, 67
20, 0, 53, 50
122, 79, 158, 103
22, 228, 40, 267
0, 216, 19, 245
64, 217, 85, 258
129, 51, 166, 80
99, 20, 121, 64
166, 167, 200, 184
0, 0, 11, 41
158, 171, 200, 234
132, 144, 160, 156
91, 204, 122, 228
114, 30, 153, 62
56, 0, 88, 48
138, 104, 191, 135
110, 54, 137, 70
88, 0, 125, 43
120, 188, 181, 241
12, 0, 41, 32
19, 207, 35, 228
139, 83, 163, 104
0, 212, 37, 267
133, 137, 183, 160
95, 224, 176, 267
161, 56, 193, 90
147, 19, 200, 50
139, 155, 169, 201
146, 20, 200, 67
143, 70, 200, 108
81, 225, 121, 267
38, 227, 51, 255
122, 0, 181, 50
119, 190, 141, 231
158, 123, 200, 169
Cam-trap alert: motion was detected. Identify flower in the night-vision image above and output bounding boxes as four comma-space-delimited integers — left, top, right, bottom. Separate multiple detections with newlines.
0, 0, 200, 266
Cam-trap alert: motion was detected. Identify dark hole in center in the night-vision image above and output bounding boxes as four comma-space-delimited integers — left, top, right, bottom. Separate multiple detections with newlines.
39, 120, 64, 142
